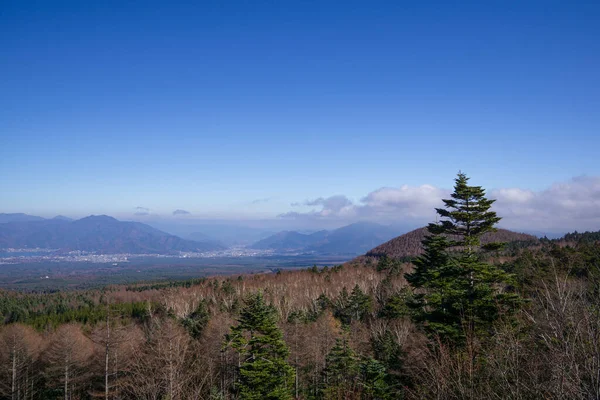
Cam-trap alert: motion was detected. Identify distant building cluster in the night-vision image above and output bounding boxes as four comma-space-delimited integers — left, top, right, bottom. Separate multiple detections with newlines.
0, 247, 277, 264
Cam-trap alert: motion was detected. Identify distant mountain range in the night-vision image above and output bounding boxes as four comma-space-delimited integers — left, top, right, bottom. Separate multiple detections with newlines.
249, 222, 404, 255
0, 213, 544, 257
0, 213, 47, 223
145, 221, 275, 246
251, 230, 329, 250
0, 215, 224, 254
364, 226, 539, 259
185, 232, 225, 248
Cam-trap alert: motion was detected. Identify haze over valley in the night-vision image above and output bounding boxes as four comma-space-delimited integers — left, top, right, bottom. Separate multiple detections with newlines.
0, 210, 558, 291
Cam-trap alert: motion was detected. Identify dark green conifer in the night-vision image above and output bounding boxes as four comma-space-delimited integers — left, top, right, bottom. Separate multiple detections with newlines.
405, 172, 522, 342
226, 292, 295, 400
348, 284, 372, 322
359, 358, 394, 400
322, 337, 359, 398
182, 300, 209, 339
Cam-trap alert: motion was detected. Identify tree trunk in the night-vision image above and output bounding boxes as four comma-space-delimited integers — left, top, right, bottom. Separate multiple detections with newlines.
11, 343, 16, 400
64, 354, 69, 400
168, 340, 174, 400
105, 308, 110, 400
113, 346, 118, 400
105, 342, 110, 400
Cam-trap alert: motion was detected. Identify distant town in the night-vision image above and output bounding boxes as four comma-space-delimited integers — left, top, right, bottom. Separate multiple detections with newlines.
0, 247, 280, 265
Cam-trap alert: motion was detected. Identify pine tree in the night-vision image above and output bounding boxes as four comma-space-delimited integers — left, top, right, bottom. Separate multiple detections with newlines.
182, 300, 210, 339
322, 337, 359, 399
348, 285, 372, 322
405, 172, 522, 342
370, 330, 404, 398
226, 292, 295, 400
359, 358, 394, 400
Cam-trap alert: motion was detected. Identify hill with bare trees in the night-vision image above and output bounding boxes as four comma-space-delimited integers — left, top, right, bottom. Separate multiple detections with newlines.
0, 230, 598, 399
364, 226, 539, 259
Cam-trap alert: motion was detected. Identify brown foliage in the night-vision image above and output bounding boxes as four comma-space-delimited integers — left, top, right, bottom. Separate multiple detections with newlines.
0, 324, 42, 399
366, 226, 538, 260
42, 324, 95, 399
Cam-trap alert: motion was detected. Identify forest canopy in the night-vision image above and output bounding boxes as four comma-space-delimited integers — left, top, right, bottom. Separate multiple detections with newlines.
0, 173, 599, 399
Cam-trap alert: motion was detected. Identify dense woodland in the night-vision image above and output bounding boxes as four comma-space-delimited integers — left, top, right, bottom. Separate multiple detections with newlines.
0, 175, 599, 399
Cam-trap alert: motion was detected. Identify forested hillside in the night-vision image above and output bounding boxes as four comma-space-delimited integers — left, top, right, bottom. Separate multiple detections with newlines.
365, 226, 538, 260
0, 235, 598, 399
0, 175, 598, 399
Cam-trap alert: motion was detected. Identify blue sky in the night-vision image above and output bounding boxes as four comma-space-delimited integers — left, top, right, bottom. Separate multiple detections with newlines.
1, 1, 599, 230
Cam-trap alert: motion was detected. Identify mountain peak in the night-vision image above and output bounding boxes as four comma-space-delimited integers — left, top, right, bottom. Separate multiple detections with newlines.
0, 215, 224, 253
249, 223, 401, 255
76, 215, 119, 223
0, 213, 46, 223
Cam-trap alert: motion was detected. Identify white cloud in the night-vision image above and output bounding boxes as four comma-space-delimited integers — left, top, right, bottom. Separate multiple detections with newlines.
493, 176, 600, 232
360, 184, 448, 219
281, 176, 600, 234
280, 195, 356, 219
493, 188, 535, 203
134, 206, 150, 216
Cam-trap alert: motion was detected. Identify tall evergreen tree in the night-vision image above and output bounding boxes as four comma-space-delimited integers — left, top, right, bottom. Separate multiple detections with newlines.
226, 292, 295, 400
405, 172, 522, 342
359, 358, 394, 400
348, 285, 372, 323
321, 337, 359, 399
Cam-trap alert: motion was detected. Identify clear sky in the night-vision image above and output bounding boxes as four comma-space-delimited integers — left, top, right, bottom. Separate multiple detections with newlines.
1, 1, 599, 231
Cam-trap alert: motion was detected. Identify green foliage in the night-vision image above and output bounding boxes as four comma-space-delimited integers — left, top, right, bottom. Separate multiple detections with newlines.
334, 285, 372, 325
0, 291, 151, 330
182, 300, 210, 339
209, 386, 226, 400
376, 254, 402, 275
221, 279, 236, 295
287, 293, 331, 323
372, 330, 403, 370
226, 292, 295, 400
379, 288, 411, 319
125, 277, 207, 292
349, 285, 372, 321
502, 239, 600, 298
370, 329, 406, 398
561, 230, 600, 243
429, 172, 502, 251
331, 264, 344, 273
322, 337, 360, 398
405, 173, 523, 342
360, 358, 395, 400
322, 337, 397, 399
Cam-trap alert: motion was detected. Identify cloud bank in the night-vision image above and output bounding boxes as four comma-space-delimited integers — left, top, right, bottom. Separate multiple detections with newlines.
134, 206, 150, 216
491, 176, 600, 232
280, 176, 600, 234
172, 209, 191, 215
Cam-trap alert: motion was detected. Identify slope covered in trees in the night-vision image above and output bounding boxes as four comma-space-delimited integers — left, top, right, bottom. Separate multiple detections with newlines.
365, 226, 538, 260
0, 230, 597, 398
0, 231, 598, 399
0, 175, 598, 399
